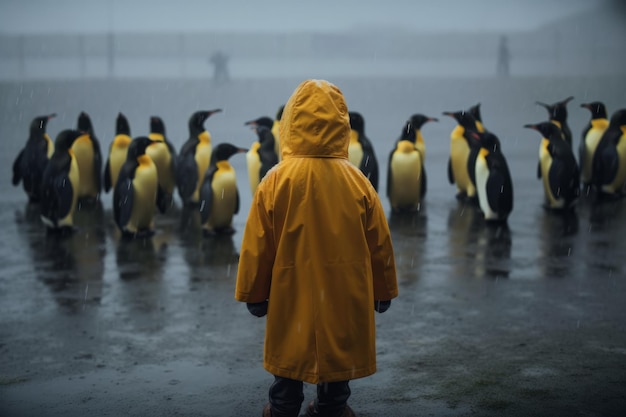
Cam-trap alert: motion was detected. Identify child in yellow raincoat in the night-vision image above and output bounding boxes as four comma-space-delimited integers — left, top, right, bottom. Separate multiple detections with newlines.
235, 79, 398, 417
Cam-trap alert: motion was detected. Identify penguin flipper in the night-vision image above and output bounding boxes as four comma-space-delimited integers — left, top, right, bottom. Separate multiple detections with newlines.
166, 140, 178, 176
156, 185, 168, 214
597, 146, 619, 187
487, 170, 513, 218
537, 160, 542, 179
176, 153, 198, 204
199, 168, 216, 224
114, 178, 134, 231
447, 157, 454, 184
420, 165, 427, 198
103, 158, 112, 193
12, 150, 24, 185
235, 188, 240, 215
54, 174, 75, 220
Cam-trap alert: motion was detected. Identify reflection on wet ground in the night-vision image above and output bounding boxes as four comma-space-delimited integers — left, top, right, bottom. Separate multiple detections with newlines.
15, 201, 106, 312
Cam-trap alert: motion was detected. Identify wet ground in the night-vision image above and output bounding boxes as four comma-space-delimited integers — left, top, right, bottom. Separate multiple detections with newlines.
1, 77, 626, 416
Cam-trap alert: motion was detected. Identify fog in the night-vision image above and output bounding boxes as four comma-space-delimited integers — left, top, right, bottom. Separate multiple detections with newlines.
1, 0, 625, 80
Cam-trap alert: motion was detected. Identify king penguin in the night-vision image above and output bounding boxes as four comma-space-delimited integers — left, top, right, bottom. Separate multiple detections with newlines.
72, 111, 103, 203
244, 116, 279, 195
40, 129, 85, 233
147, 116, 177, 208
387, 116, 436, 213
471, 130, 513, 223
536, 96, 574, 147
348, 111, 380, 191
272, 105, 284, 161
525, 121, 580, 210
177, 109, 222, 206
443, 110, 483, 202
579, 101, 609, 190
104, 112, 132, 193
113, 136, 168, 238
12, 113, 56, 203
199, 143, 247, 236
591, 108, 626, 198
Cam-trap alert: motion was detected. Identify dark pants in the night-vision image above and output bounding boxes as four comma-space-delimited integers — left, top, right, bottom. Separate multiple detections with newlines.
269, 376, 351, 417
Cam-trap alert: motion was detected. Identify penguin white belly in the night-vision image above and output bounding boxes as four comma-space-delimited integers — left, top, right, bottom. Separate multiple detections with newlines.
109, 145, 129, 188
450, 136, 473, 195
207, 170, 238, 229
246, 144, 261, 195
128, 164, 158, 232
193, 142, 212, 202
475, 155, 496, 219
146, 142, 175, 194
71, 136, 97, 197
390, 151, 422, 208
581, 128, 605, 183
55, 156, 80, 227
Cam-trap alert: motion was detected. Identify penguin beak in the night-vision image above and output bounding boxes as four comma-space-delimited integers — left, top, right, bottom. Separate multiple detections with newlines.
523, 123, 538, 131
48, 113, 57, 120
237, 147, 248, 154
244, 120, 257, 127
208, 109, 223, 116
442, 111, 454, 117
427, 117, 439, 122
561, 96, 574, 105
580, 103, 591, 110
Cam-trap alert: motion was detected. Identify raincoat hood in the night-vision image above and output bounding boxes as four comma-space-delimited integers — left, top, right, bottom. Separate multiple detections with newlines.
280, 79, 350, 159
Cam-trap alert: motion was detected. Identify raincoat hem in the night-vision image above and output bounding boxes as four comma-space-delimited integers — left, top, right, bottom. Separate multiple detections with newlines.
264, 364, 376, 385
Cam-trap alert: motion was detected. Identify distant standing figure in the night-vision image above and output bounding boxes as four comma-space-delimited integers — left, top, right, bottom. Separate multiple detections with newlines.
210, 51, 229, 83
497, 35, 510, 77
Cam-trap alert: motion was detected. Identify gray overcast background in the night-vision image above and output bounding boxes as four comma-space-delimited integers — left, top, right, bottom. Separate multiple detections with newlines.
0, 0, 605, 34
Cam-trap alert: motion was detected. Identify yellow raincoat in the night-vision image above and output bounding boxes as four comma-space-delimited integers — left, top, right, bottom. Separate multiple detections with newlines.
235, 80, 398, 384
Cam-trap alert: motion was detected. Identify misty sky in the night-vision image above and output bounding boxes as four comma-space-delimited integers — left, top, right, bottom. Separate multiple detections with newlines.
0, 0, 600, 34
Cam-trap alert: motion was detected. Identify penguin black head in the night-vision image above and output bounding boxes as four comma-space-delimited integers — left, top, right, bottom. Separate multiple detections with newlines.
524, 122, 562, 141
470, 130, 500, 152
76, 111, 94, 134
442, 110, 477, 130
212, 143, 248, 162
276, 105, 285, 121
244, 116, 274, 129
409, 114, 438, 130
468, 103, 482, 123
30, 113, 56, 134
150, 116, 166, 135
580, 102, 607, 120
536, 96, 574, 122
189, 109, 222, 131
349, 112, 365, 133
608, 108, 626, 128
54, 129, 84, 151
116, 112, 131, 136
127, 136, 156, 159
397, 119, 417, 143
254, 126, 275, 147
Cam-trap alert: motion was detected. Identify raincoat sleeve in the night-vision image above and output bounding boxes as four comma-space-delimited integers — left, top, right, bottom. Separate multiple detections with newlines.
235, 186, 275, 303
366, 193, 398, 301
